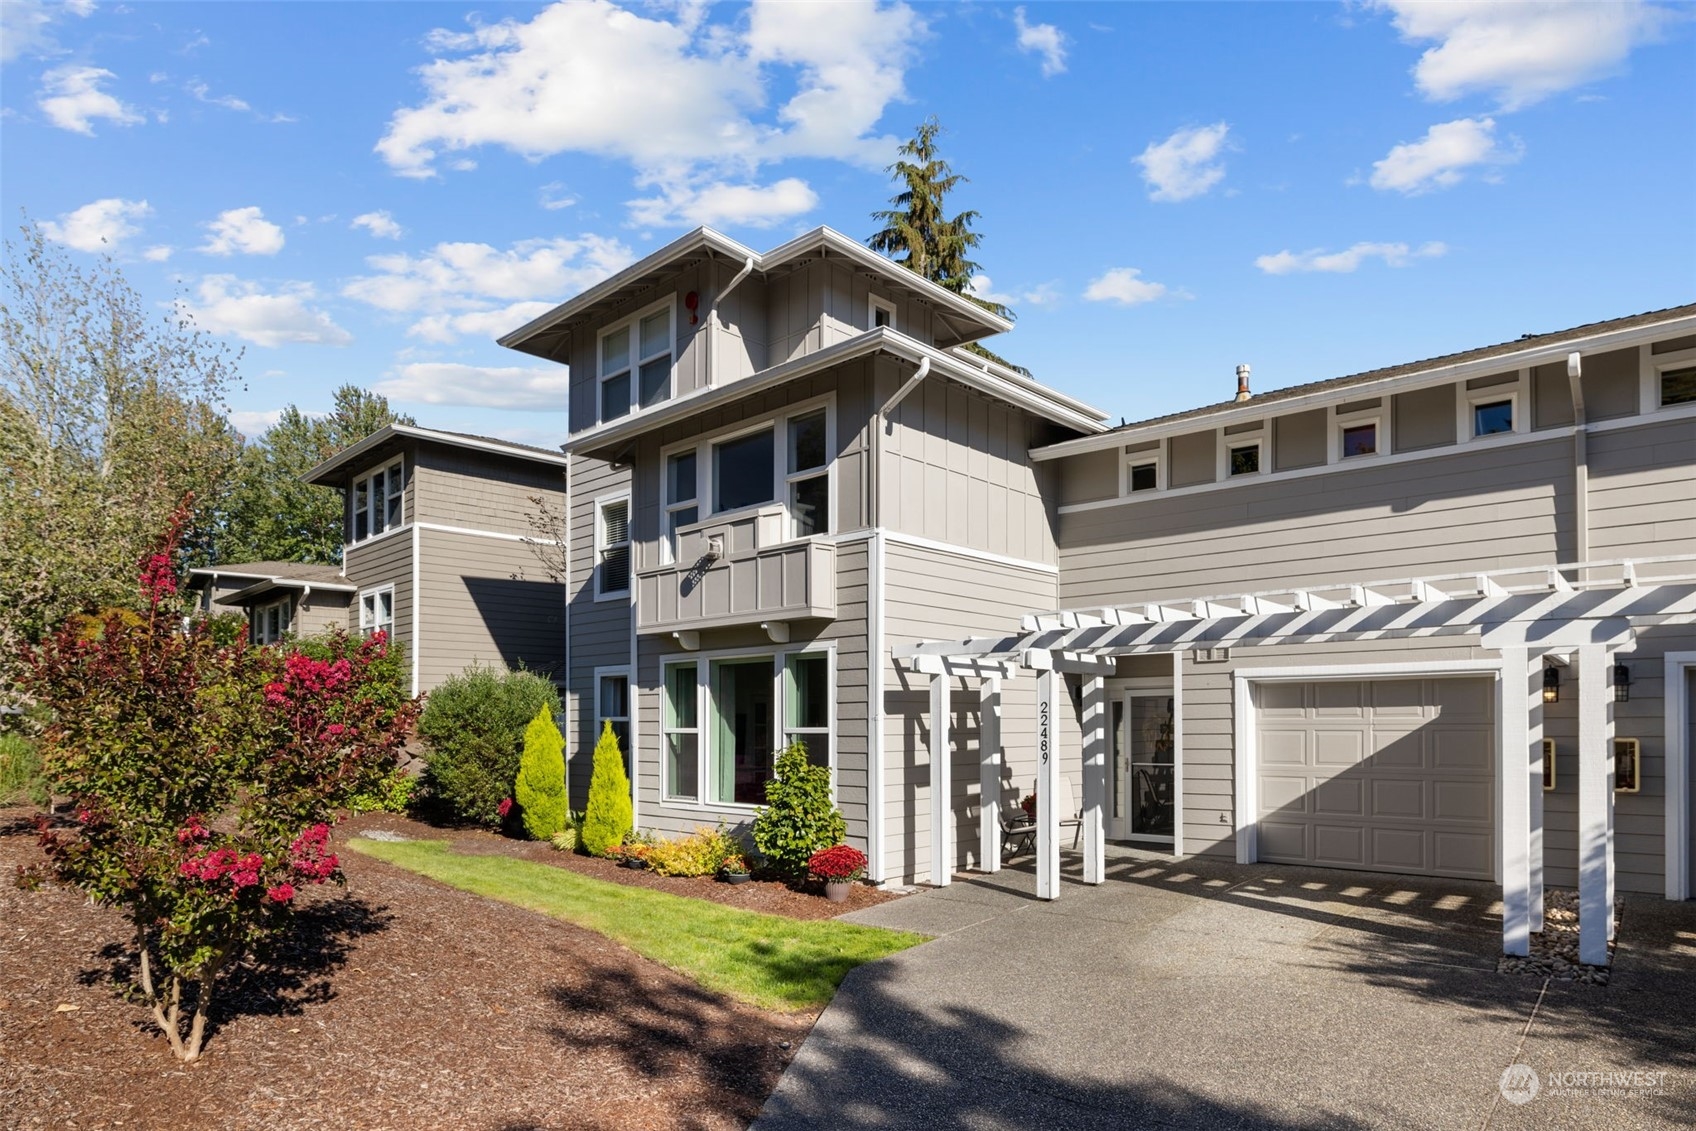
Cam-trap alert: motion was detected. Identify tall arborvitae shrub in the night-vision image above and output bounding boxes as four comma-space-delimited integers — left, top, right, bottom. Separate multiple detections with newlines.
514, 707, 567, 840
752, 740, 846, 880
580, 721, 632, 856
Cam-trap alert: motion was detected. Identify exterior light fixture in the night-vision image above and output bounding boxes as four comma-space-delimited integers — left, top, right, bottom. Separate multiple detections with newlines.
1612, 662, 1631, 703
1542, 664, 1561, 704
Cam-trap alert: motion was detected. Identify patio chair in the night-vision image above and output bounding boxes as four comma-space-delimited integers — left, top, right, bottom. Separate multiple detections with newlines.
998, 796, 1037, 859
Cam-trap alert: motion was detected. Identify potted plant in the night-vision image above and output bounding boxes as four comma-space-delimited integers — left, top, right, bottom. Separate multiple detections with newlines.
808, 844, 867, 903
719, 853, 752, 885
1020, 793, 1036, 820
616, 831, 655, 869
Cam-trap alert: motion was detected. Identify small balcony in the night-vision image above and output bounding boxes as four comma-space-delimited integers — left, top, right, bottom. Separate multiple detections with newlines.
635, 504, 836, 637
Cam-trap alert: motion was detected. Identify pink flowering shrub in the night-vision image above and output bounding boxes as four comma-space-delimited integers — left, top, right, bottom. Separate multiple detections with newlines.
20, 500, 418, 1064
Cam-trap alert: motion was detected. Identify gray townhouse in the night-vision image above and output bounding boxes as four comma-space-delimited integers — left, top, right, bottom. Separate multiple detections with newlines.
193, 423, 569, 695
500, 224, 1694, 967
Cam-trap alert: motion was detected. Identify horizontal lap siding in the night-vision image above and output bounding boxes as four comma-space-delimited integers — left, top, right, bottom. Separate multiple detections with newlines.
630, 542, 870, 847
567, 457, 633, 805
343, 531, 413, 660
293, 593, 350, 637
883, 542, 1061, 884
1587, 416, 1696, 559
413, 449, 566, 536
416, 529, 565, 692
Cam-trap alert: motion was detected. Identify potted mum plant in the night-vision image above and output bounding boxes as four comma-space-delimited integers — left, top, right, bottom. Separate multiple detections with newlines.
808, 844, 867, 903
719, 852, 752, 885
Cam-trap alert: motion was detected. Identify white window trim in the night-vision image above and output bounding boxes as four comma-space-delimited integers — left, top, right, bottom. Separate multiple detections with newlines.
782, 646, 837, 795
597, 295, 677, 425
661, 658, 702, 803
1330, 405, 1387, 463
661, 449, 699, 566
1459, 372, 1527, 443
1122, 440, 1165, 496
784, 407, 831, 540
358, 584, 395, 639
594, 492, 632, 601
655, 392, 837, 560
1642, 343, 1696, 413
252, 595, 293, 645
350, 458, 404, 546
868, 294, 896, 331
1218, 427, 1265, 480
593, 665, 632, 765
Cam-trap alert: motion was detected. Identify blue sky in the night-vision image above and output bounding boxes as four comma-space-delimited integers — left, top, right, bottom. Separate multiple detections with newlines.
3, 1, 1693, 444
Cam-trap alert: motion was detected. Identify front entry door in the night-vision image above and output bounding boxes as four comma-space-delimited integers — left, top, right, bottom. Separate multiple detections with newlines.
1112, 688, 1176, 845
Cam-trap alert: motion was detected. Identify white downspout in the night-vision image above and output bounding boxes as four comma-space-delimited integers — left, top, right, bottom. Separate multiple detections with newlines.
1567, 352, 1590, 581
704, 256, 755, 389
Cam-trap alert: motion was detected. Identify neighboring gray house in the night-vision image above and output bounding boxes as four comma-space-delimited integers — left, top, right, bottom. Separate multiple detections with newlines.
299, 423, 570, 695
501, 225, 1693, 967
187, 562, 355, 645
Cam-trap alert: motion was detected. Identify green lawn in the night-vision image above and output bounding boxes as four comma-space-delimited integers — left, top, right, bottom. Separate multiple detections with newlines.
350, 837, 924, 1011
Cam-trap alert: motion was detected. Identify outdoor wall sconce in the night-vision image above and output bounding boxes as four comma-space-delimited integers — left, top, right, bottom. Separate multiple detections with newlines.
1614, 738, 1641, 793
1542, 664, 1561, 703
1612, 662, 1631, 702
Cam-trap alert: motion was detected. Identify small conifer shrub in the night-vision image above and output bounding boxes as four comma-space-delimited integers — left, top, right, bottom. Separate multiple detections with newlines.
514, 707, 567, 840
580, 721, 633, 856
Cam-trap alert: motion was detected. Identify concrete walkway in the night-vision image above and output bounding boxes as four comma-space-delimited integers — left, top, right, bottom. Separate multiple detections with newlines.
756, 850, 1696, 1130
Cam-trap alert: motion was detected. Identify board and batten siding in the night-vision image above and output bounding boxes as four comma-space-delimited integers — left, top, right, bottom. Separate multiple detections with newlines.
566, 455, 634, 804
628, 540, 870, 846
765, 259, 939, 369
414, 527, 565, 692
342, 529, 414, 653
566, 263, 710, 434
882, 540, 1062, 884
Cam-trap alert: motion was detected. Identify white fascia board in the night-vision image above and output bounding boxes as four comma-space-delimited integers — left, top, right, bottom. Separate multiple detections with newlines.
563, 329, 1107, 455
1029, 312, 1696, 463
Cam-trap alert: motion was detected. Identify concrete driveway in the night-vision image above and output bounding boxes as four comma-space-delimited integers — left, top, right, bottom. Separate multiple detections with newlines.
755, 850, 1696, 1130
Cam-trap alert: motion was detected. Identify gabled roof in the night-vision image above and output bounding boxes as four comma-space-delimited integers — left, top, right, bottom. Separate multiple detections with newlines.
303, 423, 570, 486
1032, 302, 1696, 462
498, 226, 1014, 359
188, 561, 350, 587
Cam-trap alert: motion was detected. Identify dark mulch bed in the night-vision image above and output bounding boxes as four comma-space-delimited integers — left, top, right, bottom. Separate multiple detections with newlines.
0, 805, 815, 1130
354, 812, 902, 920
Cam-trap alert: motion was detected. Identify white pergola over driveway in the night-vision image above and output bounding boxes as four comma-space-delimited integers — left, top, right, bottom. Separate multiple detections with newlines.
893, 556, 1696, 967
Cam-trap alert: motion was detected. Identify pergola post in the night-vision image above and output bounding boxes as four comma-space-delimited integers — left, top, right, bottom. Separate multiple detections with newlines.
1577, 644, 1613, 964
1528, 655, 1545, 931
929, 671, 952, 888
980, 676, 1002, 873
1081, 675, 1107, 884
1036, 668, 1061, 901
1501, 649, 1531, 957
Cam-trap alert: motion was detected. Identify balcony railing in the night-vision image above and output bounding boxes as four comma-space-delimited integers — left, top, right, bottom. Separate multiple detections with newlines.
636, 505, 836, 635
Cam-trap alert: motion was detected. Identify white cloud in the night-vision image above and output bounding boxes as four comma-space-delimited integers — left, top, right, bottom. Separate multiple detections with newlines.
1369, 116, 1522, 194
351, 210, 405, 239
199, 206, 286, 256
1083, 268, 1169, 306
1013, 7, 1067, 77
187, 80, 249, 112
3, 0, 95, 63
374, 362, 570, 410
968, 274, 1061, 310
538, 182, 577, 210
1373, 0, 1671, 111
1254, 241, 1448, 275
343, 234, 633, 342
229, 408, 284, 438
627, 176, 819, 229
37, 65, 143, 134
39, 197, 151, 252
142, 245, 173, 262
1134, 122, 1231, 202
378, 0, 921, 225
176, 276, 352, 348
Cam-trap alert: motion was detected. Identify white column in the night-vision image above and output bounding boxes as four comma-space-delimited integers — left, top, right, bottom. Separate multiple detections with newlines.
980, 676, 1002, 874
1500, 649, 1531, 958
1036, 668, 1061, 901
1577, 644, 1612, 965
1081, 675, 1107, 885
930, 672, 952, 888
1528, 655, 1546, 931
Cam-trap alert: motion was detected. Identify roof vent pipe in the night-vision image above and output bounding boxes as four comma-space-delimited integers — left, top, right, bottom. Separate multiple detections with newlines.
1235, 364, 1252, 402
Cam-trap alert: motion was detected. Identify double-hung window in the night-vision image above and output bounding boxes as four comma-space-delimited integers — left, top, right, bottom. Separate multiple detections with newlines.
252, 597, 292, 645
598, 303, 675, 422
786, 410, 829, 537
662, 662, 699, 801
359, 587, 394, 639
596, 497, 630, 598
352, 460, 403, 543
597, 670, 631, 770
782, 652, 831, 771
664, 450, 698, 563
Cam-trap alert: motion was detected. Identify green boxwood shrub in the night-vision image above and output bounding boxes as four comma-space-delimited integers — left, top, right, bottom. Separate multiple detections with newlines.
752, 740, 845, 880
417, 666, 562, 827
580, 721, 632, 856
514, 706, 567, 840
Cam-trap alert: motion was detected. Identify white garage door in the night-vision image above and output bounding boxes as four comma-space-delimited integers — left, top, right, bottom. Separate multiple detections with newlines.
1256, 677, 1494, 880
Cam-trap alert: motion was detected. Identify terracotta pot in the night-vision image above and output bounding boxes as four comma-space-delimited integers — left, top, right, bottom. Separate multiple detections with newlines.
825, 879, 851, 903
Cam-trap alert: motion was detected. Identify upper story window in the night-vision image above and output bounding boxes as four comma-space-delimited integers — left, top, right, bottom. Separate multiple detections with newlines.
599, 300, 675, 423
786, 410, 829, 537
713, 427, 777, 513
1226, 440, 1260, 476
1123, 442, 1162, 494
663, 450, 698, 563
664, 400, 834, 551
352, 460, 403, 543
252, 597, 292, 645
1660, 365, 1696, 407
596, 496, 631, 599
1128, 460, 1159, 492
1473, 397, 1514, 437
1340, 422, 1378, 458
869, 295, 896, 331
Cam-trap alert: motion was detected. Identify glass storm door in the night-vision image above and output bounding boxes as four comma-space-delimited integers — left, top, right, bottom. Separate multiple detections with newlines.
1119, 691, 1176, 844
